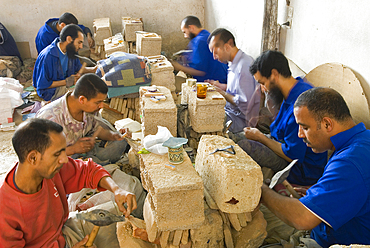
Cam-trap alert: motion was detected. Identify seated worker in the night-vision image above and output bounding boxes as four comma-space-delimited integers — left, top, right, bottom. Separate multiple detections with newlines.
0, 118, 137, 247
261, 87, 370, 246
171, 16, 228, 84
35, 12, 94, 54
36, 73, 128, 166
33, 24, 97, 101
0, 22, 22, 63
207, 28, 260, 133
238, 50, 327, 186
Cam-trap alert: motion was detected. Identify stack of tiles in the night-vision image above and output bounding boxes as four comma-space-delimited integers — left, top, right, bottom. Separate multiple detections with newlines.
122, 17, 143, 42
147, 56, 176, 92
195, 135, 263, 213
136, 32, 162, 57
139, 86, 177, 137
139, 151, 204, 231
188, 87, 226, 133
93, 18, 112, 46
104, 34, 128, 57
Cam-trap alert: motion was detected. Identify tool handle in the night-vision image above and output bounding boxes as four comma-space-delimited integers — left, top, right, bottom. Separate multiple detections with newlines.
86, 225, 100, 247
282, 180, 301, 199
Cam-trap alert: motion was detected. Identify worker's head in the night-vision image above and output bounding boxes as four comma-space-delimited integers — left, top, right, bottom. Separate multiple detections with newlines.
294, 87, 353, 153
60, 24, 84, 58
250, 50, 291, 104
12, 118, 68, 178
208, 28, 236, 63
73, 73, 108, 113
58, 12, 78, 27
181, 16, 202, 40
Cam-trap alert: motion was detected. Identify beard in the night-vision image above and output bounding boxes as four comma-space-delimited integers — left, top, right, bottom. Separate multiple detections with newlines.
268, 82, 284, 106
66, 42, 78, 59
188, 32, 196, 40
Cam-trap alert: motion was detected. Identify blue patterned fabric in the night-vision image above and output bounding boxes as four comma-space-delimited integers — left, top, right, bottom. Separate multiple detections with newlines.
96, 52, 151, 98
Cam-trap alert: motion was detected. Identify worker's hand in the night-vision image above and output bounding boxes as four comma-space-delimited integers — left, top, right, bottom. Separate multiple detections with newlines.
87, 33, 95, 48
72, 235, 97, 248
66, 75, 76, 88
111, 128, 132, 141
114, 188, 137, 217
170, 60, 182, 71
293, 187, 308, 197
243, 127, 264, 142
72, 137, 95, 154
205, 79, 220, 88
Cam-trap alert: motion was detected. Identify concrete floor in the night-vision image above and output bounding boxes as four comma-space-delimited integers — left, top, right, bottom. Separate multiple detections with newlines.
0, 130, 17, 180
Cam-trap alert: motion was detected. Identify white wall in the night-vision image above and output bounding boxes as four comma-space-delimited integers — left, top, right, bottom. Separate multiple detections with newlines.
205, 0, 370, 97
204, 0, 264, 59
1, 0, 205, 58
279, 0, 370, 96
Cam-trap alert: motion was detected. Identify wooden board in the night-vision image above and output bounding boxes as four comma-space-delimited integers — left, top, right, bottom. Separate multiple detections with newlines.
305, 63, 370, 128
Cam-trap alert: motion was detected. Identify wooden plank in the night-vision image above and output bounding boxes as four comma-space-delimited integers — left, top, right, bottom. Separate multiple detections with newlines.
114, 97, 120, 110
124, 106, 129, 118
128, 98, 133, 109
117, 98, 123, 112
109, 98, 116, 108
121, 99, 128, 114
128, 109, 134, 119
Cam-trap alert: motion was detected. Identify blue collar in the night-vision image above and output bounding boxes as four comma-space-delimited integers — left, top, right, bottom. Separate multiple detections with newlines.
330, 122, 366, 151
285, 77, 305, 104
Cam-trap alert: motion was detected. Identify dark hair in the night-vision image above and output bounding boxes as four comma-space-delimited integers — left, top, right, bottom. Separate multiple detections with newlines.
58, 12, 78, 25
60, 24, 83, 42
249, 50, 291, 78
208, 28, 236, 47
12, 118, 63, 163
294, 87, 352, 123
73, 73, 108, 100
182, 16, 202, 28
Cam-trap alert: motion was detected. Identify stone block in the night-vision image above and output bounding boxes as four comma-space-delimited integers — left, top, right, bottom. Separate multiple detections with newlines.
139, 151, 204, 231
147, 56, 176, 92
104, 34, 128, 57
190, 204, 224, 248
93, 18, 112, 46
137, 32, 162, 56
195, 135, 263, 213
140, 86, 177, 137
231, 210, 267, 248
122, 17, 143, 42
188, 87, 226, 133
116, 221, 155, 248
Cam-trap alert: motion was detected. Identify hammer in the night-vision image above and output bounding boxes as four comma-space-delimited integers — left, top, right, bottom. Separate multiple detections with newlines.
76, 209, 126, 247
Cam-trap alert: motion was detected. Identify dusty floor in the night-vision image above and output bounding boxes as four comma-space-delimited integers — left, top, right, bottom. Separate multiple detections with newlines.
0, 131, 17, 180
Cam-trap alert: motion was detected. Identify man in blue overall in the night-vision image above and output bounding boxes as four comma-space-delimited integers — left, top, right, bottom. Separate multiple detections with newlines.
171, 16, 227, 84
261, 87, 370, 247
238, 50, 327, 186
33, 24, 96, 101
35, 12, 94, 54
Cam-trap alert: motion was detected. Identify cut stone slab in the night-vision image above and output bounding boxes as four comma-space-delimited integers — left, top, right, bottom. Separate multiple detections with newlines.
140, 86, 177, 137
188, 87, 226, 133
190, 204, 224, 248
93, 18, 112, 46
139, 151, 204, 231
116, 220, 156, 248
231, 210, 267, 248
143, 196, 158, 242
195, 135, 263, 213
147, 56, 176, 92
137, 32, 162, 57
122, 17, 143, 42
